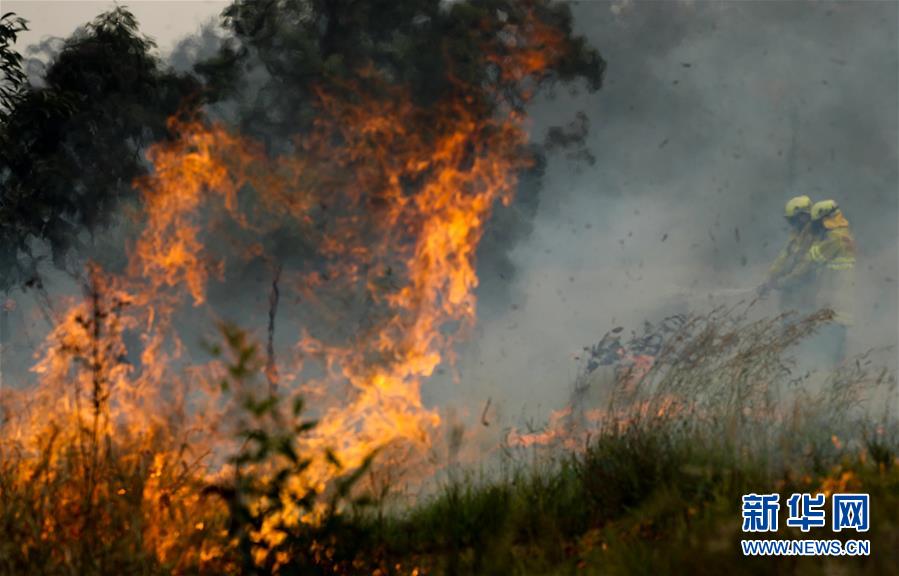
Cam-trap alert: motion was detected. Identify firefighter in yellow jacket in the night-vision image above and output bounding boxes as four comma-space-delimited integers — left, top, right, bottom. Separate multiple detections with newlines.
759, 195, 816, 315
807, 200, 856, 362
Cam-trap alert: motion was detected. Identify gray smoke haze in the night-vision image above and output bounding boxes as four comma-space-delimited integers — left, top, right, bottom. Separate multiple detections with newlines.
432, 0, 899, 428
2, 2, 896, 438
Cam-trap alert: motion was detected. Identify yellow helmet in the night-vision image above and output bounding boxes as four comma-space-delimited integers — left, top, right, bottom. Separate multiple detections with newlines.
784, 195, 812, 218
811, 199, 839, 221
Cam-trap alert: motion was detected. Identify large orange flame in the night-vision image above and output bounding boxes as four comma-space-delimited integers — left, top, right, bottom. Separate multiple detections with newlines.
1, 6, 572, 567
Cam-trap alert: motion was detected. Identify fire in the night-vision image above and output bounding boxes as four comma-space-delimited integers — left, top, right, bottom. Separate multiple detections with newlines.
132, 118, 313, 307
0, 4, 577, 568
294, 87, 530, 481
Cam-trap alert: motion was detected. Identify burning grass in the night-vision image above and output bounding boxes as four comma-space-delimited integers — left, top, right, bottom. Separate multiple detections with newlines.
511, 304, 893, 451
0, 9, 568, 570
0, 3, 894, 572
357, 308, 898, 575
1, 303, 896, 574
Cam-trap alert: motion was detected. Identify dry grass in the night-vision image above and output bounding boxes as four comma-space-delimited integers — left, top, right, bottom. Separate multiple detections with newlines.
0, 304, 895, 575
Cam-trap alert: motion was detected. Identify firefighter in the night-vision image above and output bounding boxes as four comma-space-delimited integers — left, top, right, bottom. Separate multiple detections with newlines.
758, 195, 816, 315
805, 199, 857, 363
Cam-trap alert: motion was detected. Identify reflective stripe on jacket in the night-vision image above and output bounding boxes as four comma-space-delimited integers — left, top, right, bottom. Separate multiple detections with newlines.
808, 212, 856, 325
768, 223, 815, 290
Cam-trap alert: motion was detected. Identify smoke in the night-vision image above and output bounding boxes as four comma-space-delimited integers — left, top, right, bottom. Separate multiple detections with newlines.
2, 1, 896, 446
440, 0, 898, 425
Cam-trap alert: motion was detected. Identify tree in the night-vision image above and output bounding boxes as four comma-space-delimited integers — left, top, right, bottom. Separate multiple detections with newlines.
0, 1, 604, 294
203, 0, 604, 144
0, 8, 198, 291
200, 0, 605, 305
0, 12, 28, 117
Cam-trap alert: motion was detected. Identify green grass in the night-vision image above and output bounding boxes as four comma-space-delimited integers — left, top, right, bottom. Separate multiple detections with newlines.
1, 307, 897, 575
349, 419, 899, 575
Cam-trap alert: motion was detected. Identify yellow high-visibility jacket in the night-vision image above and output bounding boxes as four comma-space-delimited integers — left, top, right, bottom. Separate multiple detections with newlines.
808, 211, 856, 325
767, 223, 816, 292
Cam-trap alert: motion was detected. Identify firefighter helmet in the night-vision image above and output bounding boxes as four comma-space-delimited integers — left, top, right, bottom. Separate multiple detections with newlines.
784, 195, 812, 218
811, 199, 839, 221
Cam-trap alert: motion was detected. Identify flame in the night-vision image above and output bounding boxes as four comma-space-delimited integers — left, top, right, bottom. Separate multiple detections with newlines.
0, 5, 574, 568
132, 118, 313, 307
294, 87, 530, 483
505, 354, 678, 451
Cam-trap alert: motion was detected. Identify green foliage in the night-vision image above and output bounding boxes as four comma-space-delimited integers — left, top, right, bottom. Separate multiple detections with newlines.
203, 322, 378, 575
210, 0, 603, 135
1, 307, 896, 574
350, 420, 898, 576
328, 309, 898, 575
0, 8, 199, 291
0, 12, 28, 116
0, 1, 604, 296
